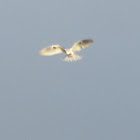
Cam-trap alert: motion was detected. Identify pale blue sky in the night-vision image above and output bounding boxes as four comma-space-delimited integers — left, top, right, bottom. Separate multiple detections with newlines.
0, 0, 140, 140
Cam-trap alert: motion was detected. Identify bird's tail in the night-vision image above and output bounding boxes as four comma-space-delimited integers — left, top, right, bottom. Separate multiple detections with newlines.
62, 54, 82, 62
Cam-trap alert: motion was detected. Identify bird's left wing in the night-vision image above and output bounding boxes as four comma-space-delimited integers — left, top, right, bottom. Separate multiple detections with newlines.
39, 45, 65, 56
71, 39, 93, 52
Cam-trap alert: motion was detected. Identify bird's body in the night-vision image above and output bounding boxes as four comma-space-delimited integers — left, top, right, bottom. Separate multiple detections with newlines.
65, 48, 73, 56
39, 39, 93, 62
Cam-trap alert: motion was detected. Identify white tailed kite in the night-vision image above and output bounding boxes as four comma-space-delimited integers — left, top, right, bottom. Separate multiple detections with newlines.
39, 39, 93, 62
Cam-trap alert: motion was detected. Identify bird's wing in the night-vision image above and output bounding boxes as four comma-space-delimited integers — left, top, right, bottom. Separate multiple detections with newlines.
39, 45, 65, 56
71, 39, 93, 52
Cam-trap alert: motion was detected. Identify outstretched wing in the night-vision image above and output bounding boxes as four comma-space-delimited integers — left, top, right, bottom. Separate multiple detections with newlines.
39, 45, 65, 56
71, 39, 93, 52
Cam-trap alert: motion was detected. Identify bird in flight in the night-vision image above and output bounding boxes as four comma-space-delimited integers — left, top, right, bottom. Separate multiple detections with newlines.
39, 39, 93, 62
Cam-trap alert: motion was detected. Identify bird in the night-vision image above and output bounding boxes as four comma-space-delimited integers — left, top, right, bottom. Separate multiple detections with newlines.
39, 39, 93, 62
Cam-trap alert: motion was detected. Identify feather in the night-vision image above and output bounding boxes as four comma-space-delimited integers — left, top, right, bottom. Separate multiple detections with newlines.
63, 54, 82, 62
71, 39, 93, 52
39, 45, 65, 56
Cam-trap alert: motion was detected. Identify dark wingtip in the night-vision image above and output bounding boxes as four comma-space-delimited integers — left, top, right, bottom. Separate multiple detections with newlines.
82, 39, 94, 44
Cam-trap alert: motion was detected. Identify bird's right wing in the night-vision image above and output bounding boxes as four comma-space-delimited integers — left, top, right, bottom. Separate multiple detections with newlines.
71, 39, 93, 52
39, 45, 65, 56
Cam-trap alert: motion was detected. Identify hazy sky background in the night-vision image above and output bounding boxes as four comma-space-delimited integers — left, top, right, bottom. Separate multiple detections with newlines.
1, 0, 140, 140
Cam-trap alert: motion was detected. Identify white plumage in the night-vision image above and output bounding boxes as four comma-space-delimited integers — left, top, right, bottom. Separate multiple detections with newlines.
39, 39, 93, 62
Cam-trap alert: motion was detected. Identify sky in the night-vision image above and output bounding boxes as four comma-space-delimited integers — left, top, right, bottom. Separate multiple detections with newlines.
0, 0, 140, 140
